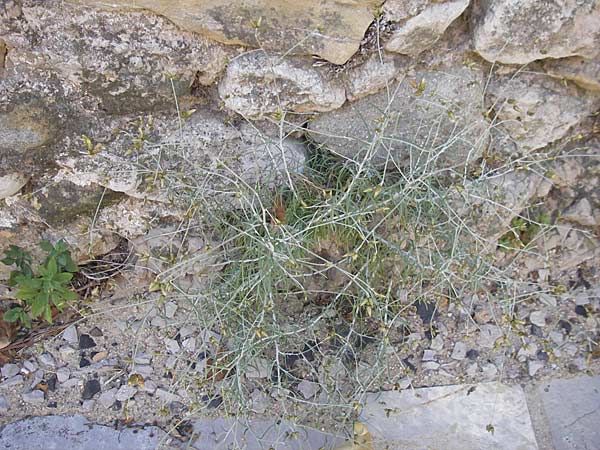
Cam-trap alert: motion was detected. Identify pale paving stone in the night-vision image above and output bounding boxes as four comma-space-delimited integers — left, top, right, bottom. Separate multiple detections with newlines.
538, 376, 600, 450
360, 382, 538, 450
0, 415, 170, 450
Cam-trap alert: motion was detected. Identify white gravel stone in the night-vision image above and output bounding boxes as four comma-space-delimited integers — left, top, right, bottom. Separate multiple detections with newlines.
528, 360, 544, 377
58, 345, 76, 360
1, 363, 20, 378
430, 335, 444, 351
164, 338, 180, 354
250, 389, 268, 414
517, 343, 539, 361
178, 326, 194, 338
62, 378, 81, 389
143, 380, 157, 394
22, 390, 45, 405
131, 365, 153, 377
451, 342, 467, 360
115, 384, 137, 402
56, 367, 71, 383
529, 311, 547, 327
164, 301, 178, 319
297, 380, 319, 399
38, 353, 56, 368
98, 388, 117, 409
23, 360, 38, 373
182, 337, 196, 352
549, 331, 564, 345
82, 399, 95, 412
477, 325, 503, 349
155, 388, 182, 403
30, 370, 44, 389
422, 350, 436, 362
61, 325, 78, 344
482, 363, 498, 379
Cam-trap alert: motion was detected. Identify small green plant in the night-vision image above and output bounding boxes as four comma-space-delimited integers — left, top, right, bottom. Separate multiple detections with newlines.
2, 240, 78, 327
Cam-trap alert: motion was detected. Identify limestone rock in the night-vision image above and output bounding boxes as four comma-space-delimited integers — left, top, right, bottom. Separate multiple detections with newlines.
0, 173, 28, 199
219, 51, 346, 119
344, 53, 406, 102
8, 3, 228, 115
487, 74, 600, 151
473, 0, 600, 64
67, 0, 381, 65
544, 56, 600, 92
561, 198, 598, 227
308, 67, 487, 169
385, 1, 469, 56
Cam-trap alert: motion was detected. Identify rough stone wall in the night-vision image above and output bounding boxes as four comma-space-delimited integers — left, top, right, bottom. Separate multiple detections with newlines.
0, 0, 599, 275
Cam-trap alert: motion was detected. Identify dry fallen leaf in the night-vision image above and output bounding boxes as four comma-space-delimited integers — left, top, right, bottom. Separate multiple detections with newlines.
334, 423, 374, 450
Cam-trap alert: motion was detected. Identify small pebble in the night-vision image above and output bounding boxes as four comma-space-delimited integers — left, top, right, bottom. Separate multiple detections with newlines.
79, 357, 91, 368
82, 399, 95, 412
528, 360, 544, 377
133, 353, 151, 365
91, 351, 108, 363
529, 311, 547, 327
131, 365, 153, 377
22, 390, 45, 405
56, 367, 70, 383
58, 346, 76, 360
536, 350, 549, 361
530, 324, 544, 338
164, 338, 180, 354
62, 378, 80, 388
574, 305, 589, 317
143, 380, 157, 394
98, 388, 117, 409
182, 337, 196, 352
155, 388, 182, 403
422, 361, 440, 371
450, 342, 467, 360
430, 335, 444, 352
115, 384, 137, 402
549, 331, 564, 345
62, 325, 78, 344
38, 353, 56, 368
46, 374, 57, 391
164, 302, 178, 319
1, 364, 19, 379
23, 360, 38, 373
89, 327, 103, 337
477, 325, 502, 349
79, 334, 96, 350
82, 379, 101, 400
422, 350, 436, 362
297, 380, 319, 399
466, 349, 479, 360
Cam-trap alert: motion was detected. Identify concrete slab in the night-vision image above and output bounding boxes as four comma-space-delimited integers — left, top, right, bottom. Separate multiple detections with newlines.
538, 376, 600, 450
360, 382, 538, 450
0, 415, 172, 450
190, 418, 345, 449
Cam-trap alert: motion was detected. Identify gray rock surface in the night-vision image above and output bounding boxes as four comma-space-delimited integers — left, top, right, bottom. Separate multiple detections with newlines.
219, 51, 346, 118
539, 376, 600, 450
385, 0, 469, 56
486, 74, 600, 152
361, 382, 538, 450
308, 67, 487, 169
190, 418, 344, 449
0, 415, 169, 450
69, 0, 380, 65
473, 0, 600, 64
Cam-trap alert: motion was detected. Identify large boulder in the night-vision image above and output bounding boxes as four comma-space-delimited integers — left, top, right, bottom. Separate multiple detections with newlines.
308, 66, 488, 170
67, 0, 382, 65
472, 0, 600, 64
384, 0, 470, 56
218, 51, 346, 119
2, 2, 228, 116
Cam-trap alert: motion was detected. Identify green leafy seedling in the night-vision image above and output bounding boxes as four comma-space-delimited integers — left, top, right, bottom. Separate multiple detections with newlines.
2, 240, 78, 328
